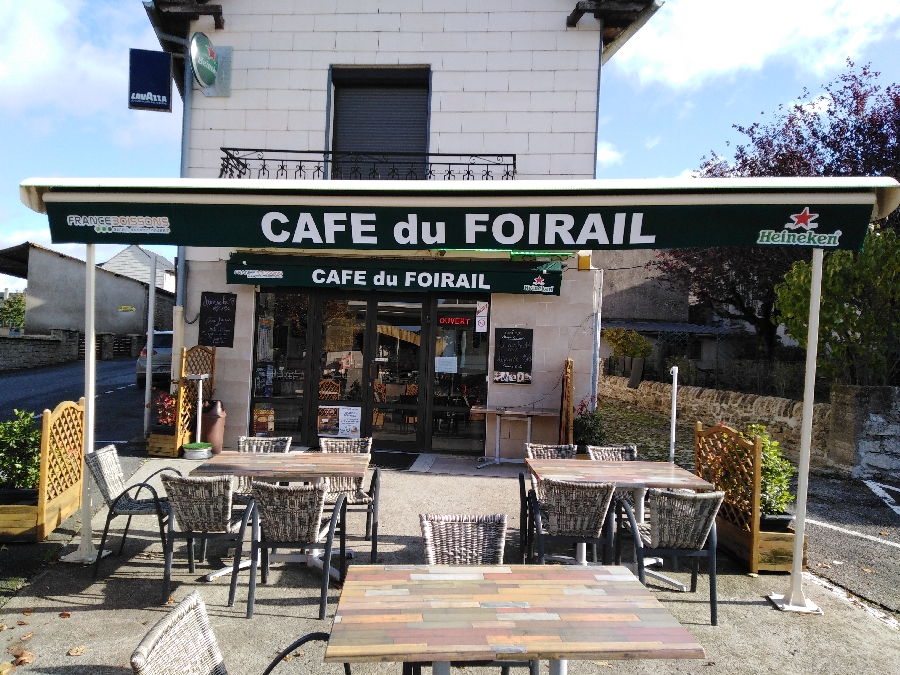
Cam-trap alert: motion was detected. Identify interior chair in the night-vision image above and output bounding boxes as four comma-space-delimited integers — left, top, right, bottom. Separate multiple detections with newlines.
404, 383, 419, 428
131, 590, 351, 675
160, 474, 252, 606
319, 379, 341, 400
372, 382, 387, 428
529, 478, 616, 566
233, 436, 293, 504
316, 437, 381, 563
620, 488, 725, 626
86, 444, 182, 579
238, 482, 347, 620
418, 513, 537, 675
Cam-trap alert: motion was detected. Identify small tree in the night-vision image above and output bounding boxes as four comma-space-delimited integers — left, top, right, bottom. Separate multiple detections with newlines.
0, 292, 26, 328
775, 228, 900, 386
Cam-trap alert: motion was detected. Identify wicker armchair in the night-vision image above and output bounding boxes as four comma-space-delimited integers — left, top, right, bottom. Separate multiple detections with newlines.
621, 488, 725, 626
529, 478, 616, 565
160, 475, 252, 606
316, 437, 381, 563
233, 436, 293, 504
524, 443, 576, 460
236, 482, 347, 620
420, 514, 507, 565
131, 590, 350, 675
585, 444, 637, 461
86, 445, 182, 579
520, 444, 577, 559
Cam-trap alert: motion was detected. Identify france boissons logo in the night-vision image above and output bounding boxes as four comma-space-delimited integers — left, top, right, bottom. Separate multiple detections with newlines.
756, 207, 842, 246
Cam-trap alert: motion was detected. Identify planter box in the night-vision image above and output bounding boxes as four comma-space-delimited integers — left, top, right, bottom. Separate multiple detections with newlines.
147, 429, 190, 458
717, 517, 807, 573
0, 400, 85, 542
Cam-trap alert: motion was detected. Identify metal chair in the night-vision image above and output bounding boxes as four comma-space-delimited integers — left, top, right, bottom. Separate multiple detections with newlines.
238, 482, 347, 620
620, 488, 725, 626
420, 513, 507, 565
316, 437, 381, 563
529, 478, 616, 565
160, 475, 252, 605
131, 590, 351, 675
234, 436, 293, 504
86, 444, 182, 579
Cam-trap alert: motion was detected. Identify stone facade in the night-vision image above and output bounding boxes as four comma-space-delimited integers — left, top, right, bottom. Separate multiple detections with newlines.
0, 329, 80, 372
830, 385, 900, 478
596, 373, 836, 469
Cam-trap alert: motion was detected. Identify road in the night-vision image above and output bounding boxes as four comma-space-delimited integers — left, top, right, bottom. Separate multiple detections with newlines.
0, 358, 145, 447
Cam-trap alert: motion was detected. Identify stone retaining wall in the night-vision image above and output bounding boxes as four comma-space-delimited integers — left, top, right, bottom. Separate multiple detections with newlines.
597, 374, 839, 469
0, 329, 80, 372
830, 385, 900, 477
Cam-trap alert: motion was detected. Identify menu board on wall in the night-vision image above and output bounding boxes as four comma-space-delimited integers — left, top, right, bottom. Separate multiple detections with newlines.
493, 328, 533, 384
198, 292, 237, 348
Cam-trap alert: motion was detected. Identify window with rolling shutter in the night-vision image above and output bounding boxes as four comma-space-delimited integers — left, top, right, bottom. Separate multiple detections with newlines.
331, 67, 429, 180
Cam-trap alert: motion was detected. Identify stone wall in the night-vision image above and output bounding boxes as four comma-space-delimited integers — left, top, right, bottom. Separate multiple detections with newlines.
830, 385, 900, 477
596, 374, 838, 469
0, 329, 80, 372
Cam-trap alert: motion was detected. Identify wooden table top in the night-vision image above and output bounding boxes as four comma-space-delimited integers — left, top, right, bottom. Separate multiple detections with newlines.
325, 565, 705, 663
469, 406, 559, 417
189, 452, 370, 481
526, 459, 715, 492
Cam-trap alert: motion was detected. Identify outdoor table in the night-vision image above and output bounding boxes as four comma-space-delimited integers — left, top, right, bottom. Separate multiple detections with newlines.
325, 564, 705, 675
189, 451, 370, 580
471, 406, 560, 468
526, 459, 716, 586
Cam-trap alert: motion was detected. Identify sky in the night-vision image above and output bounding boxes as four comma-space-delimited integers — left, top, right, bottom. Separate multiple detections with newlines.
2, 0, 900, 293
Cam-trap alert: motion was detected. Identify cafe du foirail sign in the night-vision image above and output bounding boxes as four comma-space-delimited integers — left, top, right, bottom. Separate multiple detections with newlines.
190, 33, 218, 88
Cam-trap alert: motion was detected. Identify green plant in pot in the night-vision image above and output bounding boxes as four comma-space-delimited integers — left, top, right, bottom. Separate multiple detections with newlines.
0, 410, 42, 500
573, 397, 607, 449
741, 423, 797, 531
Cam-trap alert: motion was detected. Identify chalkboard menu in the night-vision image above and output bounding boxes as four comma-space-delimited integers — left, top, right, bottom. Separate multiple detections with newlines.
493, 327, 533, 384
198, 292, 237, 348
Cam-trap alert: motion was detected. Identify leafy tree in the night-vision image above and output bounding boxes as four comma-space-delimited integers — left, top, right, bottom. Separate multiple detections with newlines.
650, 62, 900, 357
775, 228, 900, 386
0, 291, 26, 328
0, 410, 42, 490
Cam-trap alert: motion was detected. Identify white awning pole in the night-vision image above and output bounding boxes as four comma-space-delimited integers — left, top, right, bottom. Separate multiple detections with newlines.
589, 268, 604, 411
771, 247, 824, 614
143, 253, 157, 435
63, 244, 99, 563
669, 366, 678, 463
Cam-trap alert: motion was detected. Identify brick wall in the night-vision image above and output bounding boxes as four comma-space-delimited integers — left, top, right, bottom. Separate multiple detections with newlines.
596, 374, 838, 469
0, 330, 80, 372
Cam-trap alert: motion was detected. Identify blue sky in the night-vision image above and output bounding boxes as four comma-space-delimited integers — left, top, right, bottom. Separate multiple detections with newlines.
2, 0, 900, 292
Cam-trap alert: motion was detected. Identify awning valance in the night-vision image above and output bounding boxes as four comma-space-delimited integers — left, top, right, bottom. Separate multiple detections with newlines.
20, 177, 900, 252
227, 254, 563, 295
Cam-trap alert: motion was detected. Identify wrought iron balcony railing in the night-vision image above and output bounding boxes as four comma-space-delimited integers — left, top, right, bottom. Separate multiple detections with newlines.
219, 148, 516, 181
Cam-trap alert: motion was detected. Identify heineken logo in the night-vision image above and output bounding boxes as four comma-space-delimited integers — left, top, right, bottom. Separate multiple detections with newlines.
523, 273, 555, 293
757, 207, 841, 246
190, 33, 218, 88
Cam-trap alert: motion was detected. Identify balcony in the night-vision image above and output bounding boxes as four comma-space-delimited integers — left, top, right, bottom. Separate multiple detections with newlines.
219, 148, 516, 181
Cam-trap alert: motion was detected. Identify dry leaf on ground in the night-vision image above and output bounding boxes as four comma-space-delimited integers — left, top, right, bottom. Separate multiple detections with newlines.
15, 622, 26, 627
862, 568, 875, 573
18, 634, 33, 642
67, 646, 86, 657
281, 655, 293, 662
21, 611, 31, 618
58, 612, 71, 619
11, 651, 34, 666
0, 625, 6, 632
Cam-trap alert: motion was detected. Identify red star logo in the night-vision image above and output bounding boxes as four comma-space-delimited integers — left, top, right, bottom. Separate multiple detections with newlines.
785, 207, 819, 231
206, 44, 216, 59
533, 276, 544, 285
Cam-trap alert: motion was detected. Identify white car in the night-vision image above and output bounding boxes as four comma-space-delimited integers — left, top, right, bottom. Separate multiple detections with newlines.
136, 331, 174, 388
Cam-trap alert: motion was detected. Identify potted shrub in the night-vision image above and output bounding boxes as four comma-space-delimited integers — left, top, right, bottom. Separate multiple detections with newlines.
741, 423, 796, 531
147, 389, 181, 457
573, 397, 607, 452
0, 410, 42, 506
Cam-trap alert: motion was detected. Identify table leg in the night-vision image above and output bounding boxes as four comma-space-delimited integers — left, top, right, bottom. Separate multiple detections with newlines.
575, 543, 587, 565
433, 662, 451, 675
634, 487, 646, 522
550, 660, 567, 675
477, 413, 503, 469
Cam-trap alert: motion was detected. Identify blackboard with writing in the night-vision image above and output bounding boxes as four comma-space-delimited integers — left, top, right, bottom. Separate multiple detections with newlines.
198, 292, 237, 348
493, 327, 533, 384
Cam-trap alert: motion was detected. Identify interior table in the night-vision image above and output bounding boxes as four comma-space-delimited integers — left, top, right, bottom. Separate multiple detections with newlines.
470, 406, 560, 469
325, 564, 705, 675
190, 451, 370, 580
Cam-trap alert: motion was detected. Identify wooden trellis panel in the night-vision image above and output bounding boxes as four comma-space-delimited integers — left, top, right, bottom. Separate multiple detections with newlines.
695, 422, 804, 573
0, 398, 84, 541
180, 345, 216, 394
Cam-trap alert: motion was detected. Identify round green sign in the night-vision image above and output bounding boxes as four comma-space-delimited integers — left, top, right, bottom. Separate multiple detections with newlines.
190, 32, 218, 88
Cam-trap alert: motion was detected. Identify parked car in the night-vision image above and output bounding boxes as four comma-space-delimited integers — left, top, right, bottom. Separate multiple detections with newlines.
136, 331, 174, 388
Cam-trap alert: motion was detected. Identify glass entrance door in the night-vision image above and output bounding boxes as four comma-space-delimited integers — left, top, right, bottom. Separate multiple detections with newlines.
370, 300, 424, 446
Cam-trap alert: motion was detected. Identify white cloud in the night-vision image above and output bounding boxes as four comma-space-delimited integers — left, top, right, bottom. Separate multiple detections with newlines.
612, 0, 900, 88
644, 136, 661, 149
596, 141, 624, 166
0, 1, 181, 145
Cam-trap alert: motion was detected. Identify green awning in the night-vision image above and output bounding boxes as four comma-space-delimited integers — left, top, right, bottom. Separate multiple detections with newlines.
20, 176, 900, 252
226, 254, 563, 295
